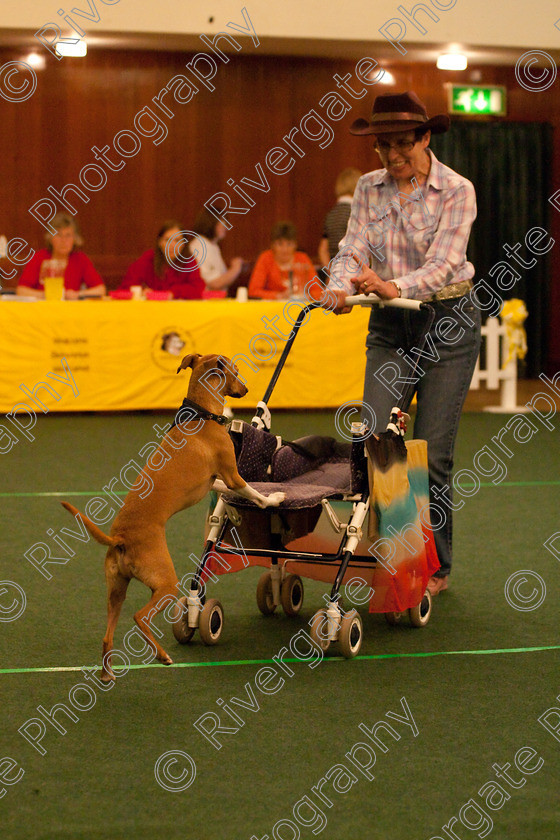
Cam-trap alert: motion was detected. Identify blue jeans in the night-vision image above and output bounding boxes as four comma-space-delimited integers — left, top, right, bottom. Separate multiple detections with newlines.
362, 295, 481, 577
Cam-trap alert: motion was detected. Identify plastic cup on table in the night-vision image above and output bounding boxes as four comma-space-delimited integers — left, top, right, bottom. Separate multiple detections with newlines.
41, 259, 65, 300
291, 262, 311, 299
278, 268, 291, 300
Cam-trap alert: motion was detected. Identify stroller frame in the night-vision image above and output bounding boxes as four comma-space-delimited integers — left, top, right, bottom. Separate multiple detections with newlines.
172, 295, 436, 657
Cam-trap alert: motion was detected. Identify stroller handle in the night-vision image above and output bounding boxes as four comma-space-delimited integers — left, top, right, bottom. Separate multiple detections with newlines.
344, 294, 424, 311
251, 296, 433, 429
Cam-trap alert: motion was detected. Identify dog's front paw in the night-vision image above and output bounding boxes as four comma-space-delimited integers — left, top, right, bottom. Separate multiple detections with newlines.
264, 492, 285, 507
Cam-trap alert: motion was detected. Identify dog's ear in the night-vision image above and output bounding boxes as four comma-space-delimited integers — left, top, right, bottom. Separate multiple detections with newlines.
216, 355, 233, 372
176, 353, 201, 374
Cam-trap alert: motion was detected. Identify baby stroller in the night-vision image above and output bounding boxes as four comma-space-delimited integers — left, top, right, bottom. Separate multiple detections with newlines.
171, 295, 440, 658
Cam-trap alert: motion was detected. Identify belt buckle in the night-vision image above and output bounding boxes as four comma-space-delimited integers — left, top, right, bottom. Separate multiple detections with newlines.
432, 279, 472, 301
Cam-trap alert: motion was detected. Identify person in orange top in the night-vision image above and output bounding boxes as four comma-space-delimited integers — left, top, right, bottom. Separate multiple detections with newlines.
248, 221, 317, 300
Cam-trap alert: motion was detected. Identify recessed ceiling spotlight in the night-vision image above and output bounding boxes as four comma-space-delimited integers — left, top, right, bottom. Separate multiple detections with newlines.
437, 53, 468, 70
26, 52, 46, 70
378, 70, 396, 85
55, 40, 88, 57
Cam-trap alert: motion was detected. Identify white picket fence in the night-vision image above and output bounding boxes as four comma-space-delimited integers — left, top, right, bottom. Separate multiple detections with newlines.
470, 317, 528, 413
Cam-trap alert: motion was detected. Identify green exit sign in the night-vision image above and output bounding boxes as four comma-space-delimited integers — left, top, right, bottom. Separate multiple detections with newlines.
448, 85, 507, 116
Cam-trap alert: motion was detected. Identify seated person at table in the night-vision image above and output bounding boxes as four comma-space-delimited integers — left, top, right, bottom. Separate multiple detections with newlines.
188, 209, 243, 297
17, 213, 105, 299
120, 220, 204, 299
248, 221, 314, 300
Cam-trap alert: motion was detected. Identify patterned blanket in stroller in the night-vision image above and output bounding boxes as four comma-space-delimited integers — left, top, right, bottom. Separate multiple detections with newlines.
209, 421, 439, 613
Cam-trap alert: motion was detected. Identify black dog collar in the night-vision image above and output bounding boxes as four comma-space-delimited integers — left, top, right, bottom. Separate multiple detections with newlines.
171, 397, 229, 429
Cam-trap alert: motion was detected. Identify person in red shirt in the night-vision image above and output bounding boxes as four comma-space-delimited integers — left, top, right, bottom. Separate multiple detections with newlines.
120, 220, 204, 300
248, 221, 317, 300
17, 213, 105, 299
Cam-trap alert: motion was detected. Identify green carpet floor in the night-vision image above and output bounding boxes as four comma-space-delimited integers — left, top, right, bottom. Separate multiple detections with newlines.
1, 410, 559, 839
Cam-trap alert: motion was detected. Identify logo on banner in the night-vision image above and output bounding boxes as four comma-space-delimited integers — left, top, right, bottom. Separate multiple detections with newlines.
151, 327, 195, 372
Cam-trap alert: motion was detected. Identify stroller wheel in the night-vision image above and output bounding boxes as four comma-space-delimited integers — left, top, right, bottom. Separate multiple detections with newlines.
199, 599, 224, 645
385, 611, 405, 626
309, 609, 331, 652
256, 572, 277, 615
338, 610, 363, 659
171, 596, 196, 644
281, 574, 304, 617
408, 589, 432, 627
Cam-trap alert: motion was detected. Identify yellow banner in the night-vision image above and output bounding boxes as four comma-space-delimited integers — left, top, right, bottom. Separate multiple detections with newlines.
0, 300, 371, 412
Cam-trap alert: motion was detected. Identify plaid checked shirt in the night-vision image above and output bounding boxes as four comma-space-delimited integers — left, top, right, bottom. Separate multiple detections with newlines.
330, 150, 476, 300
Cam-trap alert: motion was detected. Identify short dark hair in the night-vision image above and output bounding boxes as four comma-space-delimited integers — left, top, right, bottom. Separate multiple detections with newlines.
270, 221, 297, 242
157, 219, 182, 241
414, 127, 431, 142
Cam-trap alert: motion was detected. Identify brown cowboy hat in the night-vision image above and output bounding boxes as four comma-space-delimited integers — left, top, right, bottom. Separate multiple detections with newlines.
350, 91, 450, 136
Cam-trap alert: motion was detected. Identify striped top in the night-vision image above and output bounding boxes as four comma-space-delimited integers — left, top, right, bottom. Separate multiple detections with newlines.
329, 150, 476, 300
322, 198, 352, 261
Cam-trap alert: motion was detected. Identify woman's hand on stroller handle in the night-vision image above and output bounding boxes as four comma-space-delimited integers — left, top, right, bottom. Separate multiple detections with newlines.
326, 256, 403, 315
351, 255, 399, 300
330, 288, 354, 315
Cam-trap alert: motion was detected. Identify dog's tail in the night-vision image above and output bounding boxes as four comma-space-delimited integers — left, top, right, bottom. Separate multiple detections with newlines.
61, 501, 118, 547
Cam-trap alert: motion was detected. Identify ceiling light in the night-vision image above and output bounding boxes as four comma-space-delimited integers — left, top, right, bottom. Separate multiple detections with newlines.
437, 53, 468, 71
55, 40, 88, 57
378, 70, 396, 85
26, 52, 46, 70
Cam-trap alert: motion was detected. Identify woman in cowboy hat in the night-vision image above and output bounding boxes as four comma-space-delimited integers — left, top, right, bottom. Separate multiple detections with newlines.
328, 91, 481, 596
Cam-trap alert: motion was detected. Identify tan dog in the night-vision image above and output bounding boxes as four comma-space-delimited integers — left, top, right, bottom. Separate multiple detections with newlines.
62, 353, 284, 680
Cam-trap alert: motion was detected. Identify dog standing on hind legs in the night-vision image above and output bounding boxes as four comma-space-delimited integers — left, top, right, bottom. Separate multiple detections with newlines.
62, 353, 284, 681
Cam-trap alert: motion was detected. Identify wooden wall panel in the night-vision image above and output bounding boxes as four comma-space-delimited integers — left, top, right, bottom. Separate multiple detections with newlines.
0, 46, 558, 371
